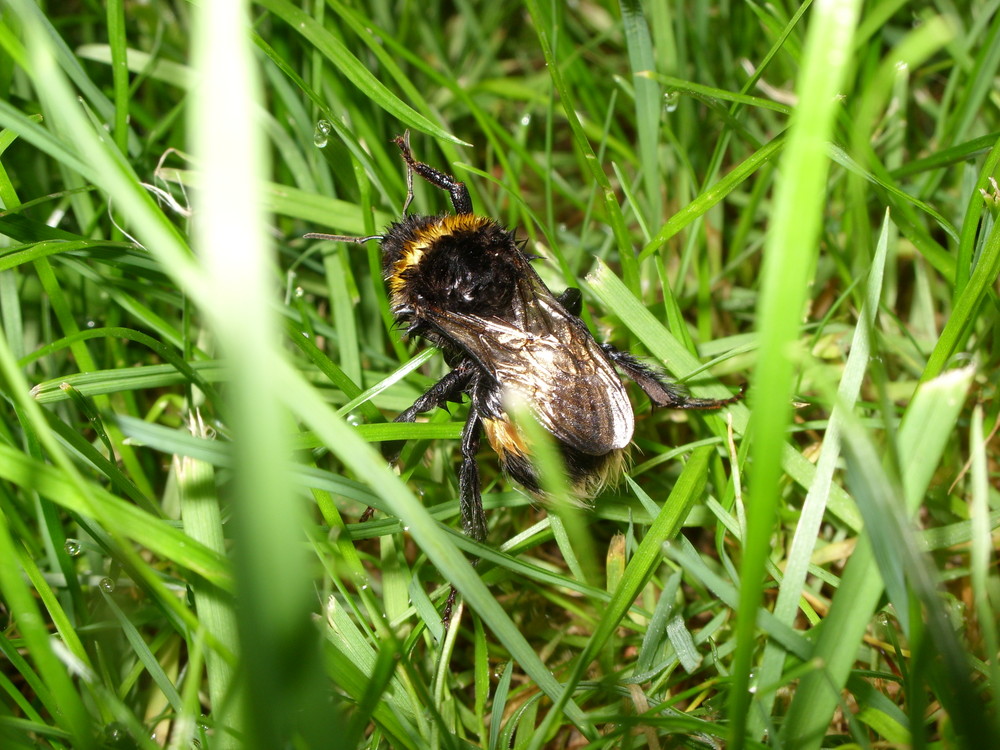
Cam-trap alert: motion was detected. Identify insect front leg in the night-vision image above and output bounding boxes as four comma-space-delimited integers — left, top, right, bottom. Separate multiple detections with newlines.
602, 345, 743, 409
394, 131, 473, 215
359, 364, 473, 526
385, 363, 474, 462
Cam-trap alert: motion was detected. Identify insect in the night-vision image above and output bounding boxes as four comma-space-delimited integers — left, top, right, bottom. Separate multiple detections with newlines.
306, 132, 742, 549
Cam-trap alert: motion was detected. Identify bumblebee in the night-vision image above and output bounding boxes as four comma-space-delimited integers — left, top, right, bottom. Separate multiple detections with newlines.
306, 132, 741, 546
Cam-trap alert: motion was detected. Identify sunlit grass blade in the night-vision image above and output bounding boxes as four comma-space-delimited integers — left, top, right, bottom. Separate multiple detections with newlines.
780, 366, 976, 748
750, 208, 891, 733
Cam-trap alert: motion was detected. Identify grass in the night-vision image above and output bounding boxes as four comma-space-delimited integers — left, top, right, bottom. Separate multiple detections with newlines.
0, 1, 998, 748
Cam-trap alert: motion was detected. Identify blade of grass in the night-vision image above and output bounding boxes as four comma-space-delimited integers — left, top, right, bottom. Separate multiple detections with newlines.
524, 446, 714, 750
750, 209, 890, 734
737, 2, 861, 745
921, 202, 1000, 382
256, 0, 466, 145
586, 259, 862, 530
0, 498, 94, 746
524, 0, 639, 293
780, 366, 975, 749
276, 358, 594, 735
189, 0, 339, 745
620, 0, 662, 230
174, 413, 241, 749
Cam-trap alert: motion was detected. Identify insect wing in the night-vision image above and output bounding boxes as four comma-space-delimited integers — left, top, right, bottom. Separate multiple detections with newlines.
428, 298, 634, 455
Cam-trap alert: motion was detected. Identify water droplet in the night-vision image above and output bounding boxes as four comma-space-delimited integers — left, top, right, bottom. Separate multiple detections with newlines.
64, 539, 83, 556
346, 412, 361, 426
519, 113, 531, 127
313, 119, 332, 148
663, 91, 680, 113
102, 722, 133, 748
99, 577, 115, 593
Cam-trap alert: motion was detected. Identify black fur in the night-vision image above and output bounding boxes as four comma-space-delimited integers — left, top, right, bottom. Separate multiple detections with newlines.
382, 215, 520, 318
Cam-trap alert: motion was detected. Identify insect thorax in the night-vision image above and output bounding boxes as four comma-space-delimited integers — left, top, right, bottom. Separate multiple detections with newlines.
382, 214, 523, 315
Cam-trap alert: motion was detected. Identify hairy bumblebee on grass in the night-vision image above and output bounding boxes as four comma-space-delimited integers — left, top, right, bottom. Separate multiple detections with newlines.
306, 132, 742, 549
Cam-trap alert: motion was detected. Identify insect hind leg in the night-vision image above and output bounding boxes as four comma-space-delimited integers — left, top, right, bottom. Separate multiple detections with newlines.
394, 131, 473, 215
603, 345, 744, 409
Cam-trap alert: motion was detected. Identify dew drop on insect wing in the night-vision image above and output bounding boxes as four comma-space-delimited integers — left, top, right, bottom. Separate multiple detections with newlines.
313, 119, 332, 148
663, 91, 680, 113
64, 539, 83, 556
98, 576, 115, 593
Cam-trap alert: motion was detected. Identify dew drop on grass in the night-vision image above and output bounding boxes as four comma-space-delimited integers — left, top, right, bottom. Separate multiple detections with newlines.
99, 577, 115, 593
663, 90, 680, 113
64, 539, 83, 556
102, 722, 131, 748
313, 119, 332, 148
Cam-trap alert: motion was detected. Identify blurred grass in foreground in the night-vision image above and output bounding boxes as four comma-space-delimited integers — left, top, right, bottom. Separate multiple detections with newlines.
0, 1, 998, 748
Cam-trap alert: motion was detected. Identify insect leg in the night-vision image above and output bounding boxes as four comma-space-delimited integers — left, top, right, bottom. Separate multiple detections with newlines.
364, 363, 474, 533
393, 131, 473, 215
602, 345, 744, 409
386, 363, 474, 461
437, 406, 488, 624
556, 287, 583, 317
458, 407, 488, 543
